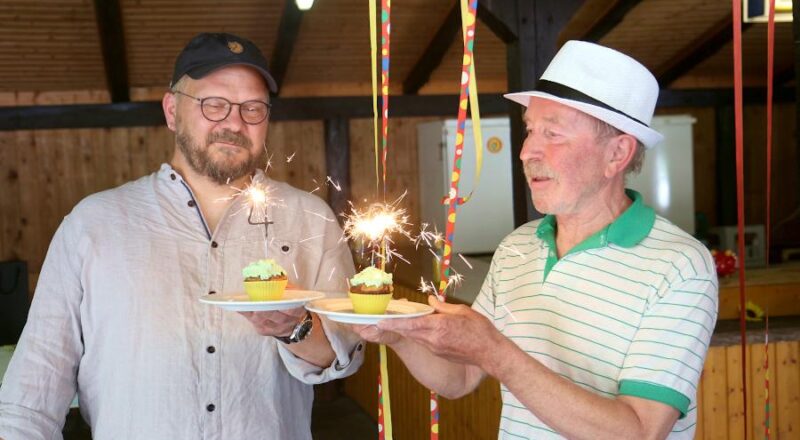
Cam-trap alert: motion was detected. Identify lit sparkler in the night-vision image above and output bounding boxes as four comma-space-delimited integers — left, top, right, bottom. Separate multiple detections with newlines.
342, 197, 411, 269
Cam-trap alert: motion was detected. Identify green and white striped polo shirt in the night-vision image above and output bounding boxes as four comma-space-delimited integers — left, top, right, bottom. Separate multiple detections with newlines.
473, 190, 718, 439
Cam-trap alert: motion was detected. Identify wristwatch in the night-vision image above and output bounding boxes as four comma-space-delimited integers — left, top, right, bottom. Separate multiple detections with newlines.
276, 311, 313, 344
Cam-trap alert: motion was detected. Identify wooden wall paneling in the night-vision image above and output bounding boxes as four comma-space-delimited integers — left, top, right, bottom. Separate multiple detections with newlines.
265, 120, 327, 197
89, 129, 110, 197
108, 128, 132, 187
16, 129, 42, 277
775, 341, 800, 438
749, 340, 778, 440
702, 346, 729, 439
0, 130, 21, 262
725, 344, 750, 440
696, 373, 705, 439
146, 126, 172, 172
128, 126, 151, 180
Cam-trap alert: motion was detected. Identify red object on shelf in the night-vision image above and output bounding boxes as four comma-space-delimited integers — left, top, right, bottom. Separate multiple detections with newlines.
712, 249, 738, 277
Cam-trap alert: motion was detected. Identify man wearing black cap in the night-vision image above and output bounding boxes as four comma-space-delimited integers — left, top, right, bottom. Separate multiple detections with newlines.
0, 33, 363, 439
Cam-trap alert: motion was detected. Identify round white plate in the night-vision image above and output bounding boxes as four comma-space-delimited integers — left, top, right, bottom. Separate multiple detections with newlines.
199, 290, 326, 312
305, 298, 434, 325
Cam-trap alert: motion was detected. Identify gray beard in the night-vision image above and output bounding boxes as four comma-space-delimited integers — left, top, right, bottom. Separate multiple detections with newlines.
176, 128, 261, 185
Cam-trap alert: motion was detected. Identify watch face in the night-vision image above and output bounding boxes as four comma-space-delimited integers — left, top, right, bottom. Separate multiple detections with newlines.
289, 313, 313, 343
295, 319, 313, 341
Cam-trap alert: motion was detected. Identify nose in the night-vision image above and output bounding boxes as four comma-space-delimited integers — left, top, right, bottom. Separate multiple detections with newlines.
217, 104, 247, 131
519, 130, 543, 162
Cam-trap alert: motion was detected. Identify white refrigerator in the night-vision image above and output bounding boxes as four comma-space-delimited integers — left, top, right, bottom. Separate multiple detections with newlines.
417, 118, 516, 255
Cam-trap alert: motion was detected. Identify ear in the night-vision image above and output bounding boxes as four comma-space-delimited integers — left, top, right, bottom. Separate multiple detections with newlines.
604, 134, 637, 178
162, 92, 177, 132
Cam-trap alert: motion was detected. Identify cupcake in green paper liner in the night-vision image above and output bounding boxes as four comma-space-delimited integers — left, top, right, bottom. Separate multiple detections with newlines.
242, 259, 288, 301
348, 266, 394, 314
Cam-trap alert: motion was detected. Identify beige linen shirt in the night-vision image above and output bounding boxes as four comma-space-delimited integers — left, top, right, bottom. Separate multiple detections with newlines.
0, 164, 363, 440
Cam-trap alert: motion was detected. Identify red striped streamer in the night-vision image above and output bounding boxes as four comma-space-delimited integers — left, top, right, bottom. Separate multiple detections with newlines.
430, 0, 479, 438
766, 0, 775, 263
732, 0, 748, 435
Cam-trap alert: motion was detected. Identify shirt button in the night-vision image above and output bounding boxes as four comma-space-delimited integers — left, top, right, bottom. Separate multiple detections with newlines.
281, 245, 290, 252
207, 346, 216, 354
208, 290, 216, 295
211, 241, 219, 248
170, 173, 176, 180
206, 404, 215, 412
187, 200, 196, 207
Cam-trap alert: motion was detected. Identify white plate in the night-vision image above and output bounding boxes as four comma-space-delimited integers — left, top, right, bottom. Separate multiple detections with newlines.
199, 290, 326, 312
305, 298, 434, 325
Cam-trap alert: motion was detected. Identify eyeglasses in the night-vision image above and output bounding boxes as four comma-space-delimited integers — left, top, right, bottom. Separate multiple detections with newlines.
173, 91, 271, 125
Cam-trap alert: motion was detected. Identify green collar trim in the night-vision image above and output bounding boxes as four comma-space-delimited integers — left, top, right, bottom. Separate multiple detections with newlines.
536, 190, 655, 280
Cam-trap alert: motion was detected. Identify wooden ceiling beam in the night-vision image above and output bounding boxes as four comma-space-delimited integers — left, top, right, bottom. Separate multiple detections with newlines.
476, 0, 518, 43
93, 0, 130, 102
656, 14, 751, 87
2, 88, 793, 131
270, 0, 304, 95
402, 2, 461, 95
580, 0, 643, 42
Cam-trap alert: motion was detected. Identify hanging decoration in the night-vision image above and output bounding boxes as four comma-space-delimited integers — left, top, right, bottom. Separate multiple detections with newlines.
732, 0, 748, 434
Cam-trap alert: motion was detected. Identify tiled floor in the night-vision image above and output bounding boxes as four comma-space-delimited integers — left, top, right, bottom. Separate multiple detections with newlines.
63, 395, 377, 440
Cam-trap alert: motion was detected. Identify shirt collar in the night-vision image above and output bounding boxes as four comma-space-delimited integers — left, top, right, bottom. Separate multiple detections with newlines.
535, 189, 655, 254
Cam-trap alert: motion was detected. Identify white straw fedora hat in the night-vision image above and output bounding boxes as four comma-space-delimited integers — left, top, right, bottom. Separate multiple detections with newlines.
504, 40, 664, 149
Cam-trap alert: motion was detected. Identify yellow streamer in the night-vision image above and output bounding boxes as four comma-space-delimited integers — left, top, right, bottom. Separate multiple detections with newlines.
458, 0, 483, 204
369, 0, 380, 194
380, 344, 393, 439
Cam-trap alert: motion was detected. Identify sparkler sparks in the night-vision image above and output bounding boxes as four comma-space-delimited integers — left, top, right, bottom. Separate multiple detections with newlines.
342, 197, 412, 268
286, 152, 296, 163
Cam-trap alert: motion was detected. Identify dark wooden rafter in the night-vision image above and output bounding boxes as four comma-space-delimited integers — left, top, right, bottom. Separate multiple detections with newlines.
92, 0, 130, 102
270, 0, 304, 95
0, 88, 793, 131
476, 1, 517, 43
580, 0, 643, 42
657, 14, 751, 87
402, 2, 461, 94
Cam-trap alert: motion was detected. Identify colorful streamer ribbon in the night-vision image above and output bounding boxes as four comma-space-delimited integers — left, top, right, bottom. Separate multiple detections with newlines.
371, 1, 393, 438
731, 0, 748, 434
430, 0, 481, 438
764, 313, 770, 440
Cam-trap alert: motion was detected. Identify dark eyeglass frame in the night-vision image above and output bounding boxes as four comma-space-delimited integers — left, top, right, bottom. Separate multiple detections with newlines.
172, 90, 272, 125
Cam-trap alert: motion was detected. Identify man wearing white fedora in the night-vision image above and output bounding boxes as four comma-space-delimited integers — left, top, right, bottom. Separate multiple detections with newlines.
355, 41, 717, 439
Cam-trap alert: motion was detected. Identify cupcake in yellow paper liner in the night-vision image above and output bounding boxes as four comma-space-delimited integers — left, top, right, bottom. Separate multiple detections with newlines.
348, 266, 394, 314
242, 259, 288, 301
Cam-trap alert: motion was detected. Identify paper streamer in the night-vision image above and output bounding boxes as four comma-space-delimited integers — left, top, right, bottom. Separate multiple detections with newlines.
764, 314, 770, 440
766, 0, 775, 263
371, 1, 393, 438
381, 0, 391, 196
370, 0, 379, 194
732, 0, 749, 435
430, 0, 480, 438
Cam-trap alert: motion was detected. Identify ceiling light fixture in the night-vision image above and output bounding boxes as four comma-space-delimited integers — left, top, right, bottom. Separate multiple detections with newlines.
296, 0, 314, 11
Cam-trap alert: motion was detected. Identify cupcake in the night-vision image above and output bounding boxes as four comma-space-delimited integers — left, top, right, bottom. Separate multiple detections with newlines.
348, 266, 394, 314
242, 259, 288, 301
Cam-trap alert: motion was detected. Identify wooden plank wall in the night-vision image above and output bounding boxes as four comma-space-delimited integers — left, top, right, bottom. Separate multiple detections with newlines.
344, 285, 800, 439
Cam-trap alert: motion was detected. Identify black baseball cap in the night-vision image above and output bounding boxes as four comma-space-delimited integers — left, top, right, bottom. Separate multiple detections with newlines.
170, 32, 278, 93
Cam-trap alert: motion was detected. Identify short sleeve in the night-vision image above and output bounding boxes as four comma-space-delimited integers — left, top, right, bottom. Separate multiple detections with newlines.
618, 275, 718, 417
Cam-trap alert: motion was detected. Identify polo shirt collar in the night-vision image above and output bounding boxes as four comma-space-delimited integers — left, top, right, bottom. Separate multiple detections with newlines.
536, 189, 655, 255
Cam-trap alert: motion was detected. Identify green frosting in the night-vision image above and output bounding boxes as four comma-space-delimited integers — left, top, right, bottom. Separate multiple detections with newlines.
350, 266, 393, 288
242, 259, 286, 280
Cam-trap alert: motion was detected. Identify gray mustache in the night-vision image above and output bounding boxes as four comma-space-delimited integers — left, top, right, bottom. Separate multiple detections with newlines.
207, 130, 252, 149
523, 161, 556, 179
